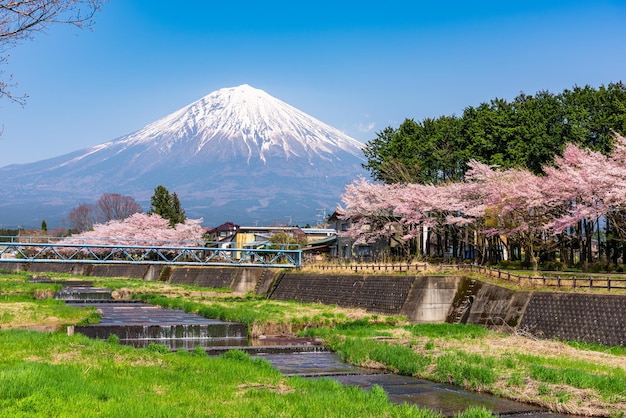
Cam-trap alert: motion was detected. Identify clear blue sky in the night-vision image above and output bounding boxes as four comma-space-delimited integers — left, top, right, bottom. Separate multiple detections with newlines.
1, 0, 625, 167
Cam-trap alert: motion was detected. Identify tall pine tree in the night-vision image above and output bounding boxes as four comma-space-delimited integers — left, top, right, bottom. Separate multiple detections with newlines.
148, 185, 187, 227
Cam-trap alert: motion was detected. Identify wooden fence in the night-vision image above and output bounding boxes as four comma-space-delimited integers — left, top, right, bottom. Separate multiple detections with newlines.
304, 262, 429, 274
443, 264, 626, 291
305, 262, 626, 291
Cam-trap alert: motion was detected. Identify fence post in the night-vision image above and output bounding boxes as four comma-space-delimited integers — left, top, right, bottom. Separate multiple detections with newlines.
608, 278, 611, 291
589, 277, 592, 289
557, 276, 561, 288
573, 277, 576, 289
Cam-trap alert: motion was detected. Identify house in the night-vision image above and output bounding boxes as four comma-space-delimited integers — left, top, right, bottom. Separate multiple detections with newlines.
300, 228, 337, 258
206, 223, 307, 249
204, 222, 239, 247
327, 212, 404, 261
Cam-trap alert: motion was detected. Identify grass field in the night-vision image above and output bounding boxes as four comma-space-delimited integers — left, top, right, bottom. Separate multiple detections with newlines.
2, 270, 626, 417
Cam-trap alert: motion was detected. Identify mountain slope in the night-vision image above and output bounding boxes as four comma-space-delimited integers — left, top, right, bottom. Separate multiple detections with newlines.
0, 85, 367, 227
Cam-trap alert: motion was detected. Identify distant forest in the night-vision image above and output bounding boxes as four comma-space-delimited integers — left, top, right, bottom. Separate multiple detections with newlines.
363, 82, 626, 184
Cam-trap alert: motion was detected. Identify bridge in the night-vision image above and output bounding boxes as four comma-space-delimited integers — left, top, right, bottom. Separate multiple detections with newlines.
0, 237, 302, 268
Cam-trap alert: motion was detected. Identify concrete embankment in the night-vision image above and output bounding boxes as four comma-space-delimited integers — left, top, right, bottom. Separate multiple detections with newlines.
5, 262, 626, 346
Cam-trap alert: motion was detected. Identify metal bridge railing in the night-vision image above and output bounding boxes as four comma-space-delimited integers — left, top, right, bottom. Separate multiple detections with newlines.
0, 241, 302, 268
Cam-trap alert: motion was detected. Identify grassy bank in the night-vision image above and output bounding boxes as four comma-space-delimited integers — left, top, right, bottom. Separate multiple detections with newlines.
0, 272, 491, 417
301, 322, 626, 417
2, 271, 626, 416
2, 330, 458, 417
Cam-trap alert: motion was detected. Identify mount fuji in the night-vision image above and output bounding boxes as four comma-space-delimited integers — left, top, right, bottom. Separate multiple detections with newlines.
0, 84, 368, 228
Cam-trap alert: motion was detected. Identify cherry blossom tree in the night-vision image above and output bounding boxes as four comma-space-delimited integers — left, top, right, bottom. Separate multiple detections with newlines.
462, 161, 552, 271
541, 134, 626, 265
62, 213, 205, 247
339, 133, 626, 269
338, 177, 403, 245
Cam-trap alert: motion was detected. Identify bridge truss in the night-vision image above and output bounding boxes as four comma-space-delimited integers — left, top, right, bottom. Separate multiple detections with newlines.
0, 240, 302, 268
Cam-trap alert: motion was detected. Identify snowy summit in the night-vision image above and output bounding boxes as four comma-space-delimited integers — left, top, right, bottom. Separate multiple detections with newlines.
0, 85, 368, 227
117, 84, 364, 164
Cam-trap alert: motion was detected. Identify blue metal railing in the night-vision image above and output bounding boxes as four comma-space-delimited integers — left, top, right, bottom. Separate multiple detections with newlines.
0, 240, 301, 268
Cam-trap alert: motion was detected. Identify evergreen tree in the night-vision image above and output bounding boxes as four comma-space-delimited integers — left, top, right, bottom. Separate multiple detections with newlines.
148, 185, 187, 227
170, 192, 186, 226
41, 219, 47, 232
362, 82, 626, 184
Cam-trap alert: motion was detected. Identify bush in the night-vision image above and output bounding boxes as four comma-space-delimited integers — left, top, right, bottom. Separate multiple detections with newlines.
498, 260, 521, 270
540, 261, 564, 271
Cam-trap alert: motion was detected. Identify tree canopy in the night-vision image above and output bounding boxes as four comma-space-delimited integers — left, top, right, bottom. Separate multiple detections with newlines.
62, 213, 205, 247
342, 133, 626, 272
148, 185, 187, 227
363, 83, 626, 184
66, 193, 142, 233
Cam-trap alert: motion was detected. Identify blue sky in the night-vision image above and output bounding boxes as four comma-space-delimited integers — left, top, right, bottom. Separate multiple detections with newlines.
1, 0, 625, 167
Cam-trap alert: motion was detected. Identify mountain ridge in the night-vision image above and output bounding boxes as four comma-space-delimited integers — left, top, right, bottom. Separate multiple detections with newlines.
0, 85, 367, 228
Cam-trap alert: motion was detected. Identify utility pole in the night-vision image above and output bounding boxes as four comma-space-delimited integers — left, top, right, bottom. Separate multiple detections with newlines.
316, 208, 327, 227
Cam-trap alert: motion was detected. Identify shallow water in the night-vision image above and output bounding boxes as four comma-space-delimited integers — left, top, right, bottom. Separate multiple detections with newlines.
69, 293, 584, 417
253, 351, 583, 417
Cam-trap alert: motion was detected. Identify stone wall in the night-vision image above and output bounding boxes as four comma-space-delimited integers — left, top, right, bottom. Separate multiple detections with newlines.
519, 292, 626, 346
90, 265, 153, 279
269, 273, 416, 315
2, 262, 275, 294
169, 267, 236, 288
168, 266, 278, 295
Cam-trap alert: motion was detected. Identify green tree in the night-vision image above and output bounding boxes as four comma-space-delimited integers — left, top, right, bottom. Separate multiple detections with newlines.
148, 185, 187, 227
268, 231, 306, 250
41, 219, 47, 232
363, 83, 626, 185
170, 192, 186, 226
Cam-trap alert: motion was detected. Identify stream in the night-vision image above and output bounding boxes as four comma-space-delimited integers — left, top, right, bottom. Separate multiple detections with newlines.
53, 280, 583, 417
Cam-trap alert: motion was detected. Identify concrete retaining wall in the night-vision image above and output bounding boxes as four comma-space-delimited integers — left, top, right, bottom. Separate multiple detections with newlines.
463, 280, 531, 328
5, 262, 626, 346
168, 266, 279, 295
2, 262, 276, 295
400, 276, 461, 323
1, 262, 154, 279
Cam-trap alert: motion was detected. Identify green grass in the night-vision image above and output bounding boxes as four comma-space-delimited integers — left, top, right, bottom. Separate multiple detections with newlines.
0, 274, 61, 295
565, 340, 626, 356
301, 318, 396, 339
136, 293, 360, 333
0, 297, 98, 329
404, 323, 490, 339
434, 352, 497, 389
5, 270, 626, 416
325, 336, 431, 376
0, 329, 487, 418
528, 364, 626, 399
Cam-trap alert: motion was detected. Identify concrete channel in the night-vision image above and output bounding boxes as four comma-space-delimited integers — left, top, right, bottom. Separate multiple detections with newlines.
53, 280, 582, 417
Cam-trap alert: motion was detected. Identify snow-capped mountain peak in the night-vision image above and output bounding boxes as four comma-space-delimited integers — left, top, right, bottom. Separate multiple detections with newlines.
111, 84, 364, 164
0, 85, 369, 227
